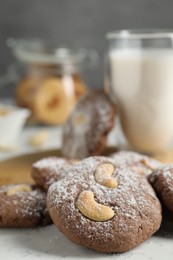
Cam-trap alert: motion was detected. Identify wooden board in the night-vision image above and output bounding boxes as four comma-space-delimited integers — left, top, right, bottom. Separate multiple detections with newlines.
0, 149, 62, 186
0, 146, 172, 186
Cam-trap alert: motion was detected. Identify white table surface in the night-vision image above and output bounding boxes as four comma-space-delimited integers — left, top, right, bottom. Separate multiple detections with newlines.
0, 222, 173, 260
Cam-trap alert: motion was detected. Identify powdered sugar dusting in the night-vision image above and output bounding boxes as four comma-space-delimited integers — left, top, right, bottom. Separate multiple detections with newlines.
149, 164, 173, 189
32, 157, 78, 190
111, 151, 162, 175
33, 157, 67, 172
47, 156, 161, 248
0, 184, 49, 226
160, 165, 173, 178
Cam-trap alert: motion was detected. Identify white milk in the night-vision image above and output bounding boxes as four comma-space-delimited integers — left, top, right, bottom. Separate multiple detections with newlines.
110, 49, 173, 151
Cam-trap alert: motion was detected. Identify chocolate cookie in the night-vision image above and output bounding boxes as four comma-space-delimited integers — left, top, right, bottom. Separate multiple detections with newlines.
0, 184, 51, 227
47, 156, 162, 253
31, 157, 78, 191
62, 90, 117, 159
149, 165, 173, 212
110, 151, 162, 176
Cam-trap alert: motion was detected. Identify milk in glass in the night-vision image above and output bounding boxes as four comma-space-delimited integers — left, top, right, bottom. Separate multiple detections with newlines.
110, 49, 173, 151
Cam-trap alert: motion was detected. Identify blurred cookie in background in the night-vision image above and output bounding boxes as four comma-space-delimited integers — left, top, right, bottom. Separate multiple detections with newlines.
62, 90, 117, 159
110, 151, 162, 176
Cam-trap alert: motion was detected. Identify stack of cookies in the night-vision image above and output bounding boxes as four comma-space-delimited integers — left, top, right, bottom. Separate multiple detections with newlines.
0, 90, 173, 254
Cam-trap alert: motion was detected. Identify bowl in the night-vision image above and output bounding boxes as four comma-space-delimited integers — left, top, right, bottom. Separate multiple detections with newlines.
0, 104, 30, 148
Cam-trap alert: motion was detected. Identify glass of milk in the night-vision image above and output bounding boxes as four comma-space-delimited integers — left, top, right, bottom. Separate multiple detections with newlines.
105, 29, 173, 153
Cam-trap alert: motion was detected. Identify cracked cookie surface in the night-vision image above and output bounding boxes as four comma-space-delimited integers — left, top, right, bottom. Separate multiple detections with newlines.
47, 156, 162, 253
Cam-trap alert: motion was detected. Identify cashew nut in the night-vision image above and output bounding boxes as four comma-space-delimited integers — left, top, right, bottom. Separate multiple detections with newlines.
69, 159, 80, 164
7, 184, 32, 196
140, 158, 156, 171
131, 165, 147, 175
95, 163, 118, 188
76, 190, 115, 221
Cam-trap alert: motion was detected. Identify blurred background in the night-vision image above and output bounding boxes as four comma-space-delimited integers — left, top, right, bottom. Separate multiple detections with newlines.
0, 0, 173, 97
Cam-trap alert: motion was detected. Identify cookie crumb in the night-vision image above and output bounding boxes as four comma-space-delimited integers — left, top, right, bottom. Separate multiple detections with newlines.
0, 144, 19, 152
28, 131, 49, 147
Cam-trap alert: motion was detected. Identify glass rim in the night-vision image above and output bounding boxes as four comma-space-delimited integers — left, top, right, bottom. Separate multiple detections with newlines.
106, 29, 173, 39
6, 38, 92, 65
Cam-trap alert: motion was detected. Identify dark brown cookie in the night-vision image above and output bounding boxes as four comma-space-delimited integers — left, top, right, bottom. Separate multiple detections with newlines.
47, 156, 162, 253
31, 157, 79, 191
0, 184, 51, 227
149, 165, 173, 212
110, 151, 162, 176
62, 90, 117, 159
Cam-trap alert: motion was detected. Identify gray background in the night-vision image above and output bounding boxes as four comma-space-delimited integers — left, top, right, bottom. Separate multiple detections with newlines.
0, 0, 173, 95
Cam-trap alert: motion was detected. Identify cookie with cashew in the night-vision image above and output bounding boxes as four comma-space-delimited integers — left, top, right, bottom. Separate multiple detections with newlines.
62, 90, 117, 159
31, 157, 79, 191
0, 184, 51, 227
110, 151, 162, 176
149, 165, 173, 212
47, 156, 162, 253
